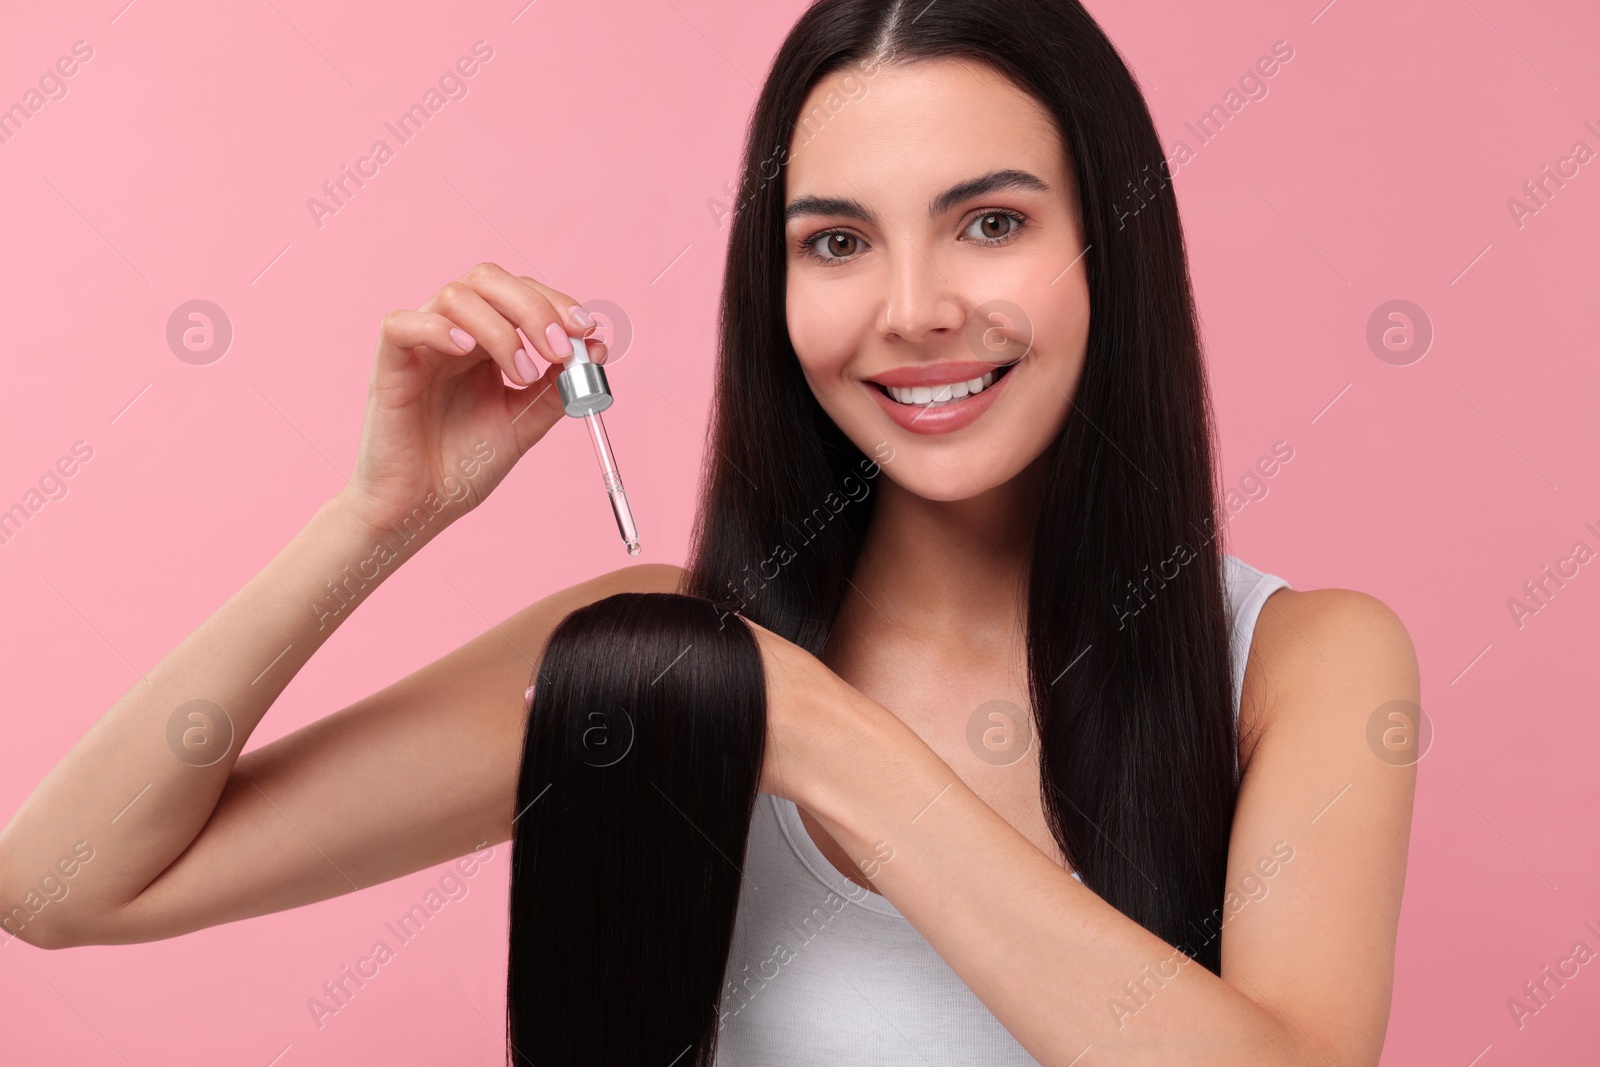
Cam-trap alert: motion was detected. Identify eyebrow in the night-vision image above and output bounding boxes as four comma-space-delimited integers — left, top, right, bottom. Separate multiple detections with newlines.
783, 168, 1050, 226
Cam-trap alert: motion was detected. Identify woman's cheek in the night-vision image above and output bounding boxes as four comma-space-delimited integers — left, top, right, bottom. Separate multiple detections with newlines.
1020, 277, 1090, 386
786, 285, 835, 372
788, 290, 865, 387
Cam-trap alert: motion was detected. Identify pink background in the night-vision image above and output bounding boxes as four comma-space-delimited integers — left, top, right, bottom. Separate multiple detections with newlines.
2, 0, 1596, 1062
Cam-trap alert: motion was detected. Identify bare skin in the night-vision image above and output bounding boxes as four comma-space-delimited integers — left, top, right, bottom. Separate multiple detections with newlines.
0, 56, 1416, 1067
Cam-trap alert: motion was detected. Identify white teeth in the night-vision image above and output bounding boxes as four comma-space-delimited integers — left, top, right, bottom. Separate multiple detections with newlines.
884, 370, 996, 406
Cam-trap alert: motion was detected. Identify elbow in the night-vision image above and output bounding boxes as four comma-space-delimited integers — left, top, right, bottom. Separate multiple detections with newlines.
0, 889, 63, 947
0, 892, 144, 951
0, 862, 89, 948
3, 915, 79, 950
6, 916, 149, 951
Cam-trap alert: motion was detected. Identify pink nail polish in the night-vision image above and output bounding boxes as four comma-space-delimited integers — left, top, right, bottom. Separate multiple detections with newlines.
544, 321, 573, 359
513, 347, 537, 383
525, 683, 537, 705
449, 326, 476, 353
568, 305, 595, 329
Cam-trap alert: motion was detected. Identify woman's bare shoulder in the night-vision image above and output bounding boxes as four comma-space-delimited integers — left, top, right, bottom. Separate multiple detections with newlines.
1238, 585, 1418, 772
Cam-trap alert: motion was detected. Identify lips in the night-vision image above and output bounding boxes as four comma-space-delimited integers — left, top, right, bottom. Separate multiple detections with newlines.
879, 366, 1005, 406
864, 360, 1012, 389
863, 360, 1017, 435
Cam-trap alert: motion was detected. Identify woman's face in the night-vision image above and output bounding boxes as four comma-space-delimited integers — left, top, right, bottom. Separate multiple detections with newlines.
783, 57, 1091, 502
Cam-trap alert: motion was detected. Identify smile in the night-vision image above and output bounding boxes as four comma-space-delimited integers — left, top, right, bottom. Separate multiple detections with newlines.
862, 360, 1019, 436
877, 364, 1012, 406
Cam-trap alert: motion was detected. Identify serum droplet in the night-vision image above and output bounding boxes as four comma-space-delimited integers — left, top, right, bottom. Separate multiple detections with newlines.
626, 540, 641, 557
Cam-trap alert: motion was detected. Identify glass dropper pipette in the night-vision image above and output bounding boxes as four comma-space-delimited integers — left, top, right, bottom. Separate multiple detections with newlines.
555, 333, 640, 556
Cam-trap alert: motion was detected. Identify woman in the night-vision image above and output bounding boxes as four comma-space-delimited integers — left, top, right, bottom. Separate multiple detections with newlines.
0, 0, 1418, 1062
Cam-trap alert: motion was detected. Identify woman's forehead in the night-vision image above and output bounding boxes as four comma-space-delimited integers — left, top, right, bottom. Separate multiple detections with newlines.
784, 58, 1065, 206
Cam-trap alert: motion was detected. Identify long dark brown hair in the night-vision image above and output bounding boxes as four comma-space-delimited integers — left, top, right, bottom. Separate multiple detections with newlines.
507, 592, 767, 1065
683, 0, 1238, 972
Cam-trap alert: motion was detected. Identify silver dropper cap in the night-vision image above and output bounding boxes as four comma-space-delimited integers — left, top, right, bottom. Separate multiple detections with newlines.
556, 336, 612, 416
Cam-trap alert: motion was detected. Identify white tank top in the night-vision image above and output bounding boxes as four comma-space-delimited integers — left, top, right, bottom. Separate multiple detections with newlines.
712, 555, 1291, 1064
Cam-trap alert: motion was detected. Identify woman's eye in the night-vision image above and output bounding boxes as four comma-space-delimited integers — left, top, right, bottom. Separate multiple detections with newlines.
965, 211, 1022, 242
807, 231, 861, 261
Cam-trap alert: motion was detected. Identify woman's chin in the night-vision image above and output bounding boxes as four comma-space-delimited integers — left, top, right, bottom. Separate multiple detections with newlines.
876, 461, 1016, 505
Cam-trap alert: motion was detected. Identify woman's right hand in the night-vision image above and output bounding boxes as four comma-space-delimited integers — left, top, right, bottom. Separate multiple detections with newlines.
340, 261, 609, 538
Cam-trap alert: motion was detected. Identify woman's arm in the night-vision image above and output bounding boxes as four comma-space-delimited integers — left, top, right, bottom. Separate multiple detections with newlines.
0, 260, 627, 949
112, 559, 681, 946
0, 484, 680, 948
0, 492, 397, 947
784, 587, 1419, 1067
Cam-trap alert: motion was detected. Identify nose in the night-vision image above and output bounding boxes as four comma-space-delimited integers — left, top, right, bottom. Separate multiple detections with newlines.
881, 242, 965, 345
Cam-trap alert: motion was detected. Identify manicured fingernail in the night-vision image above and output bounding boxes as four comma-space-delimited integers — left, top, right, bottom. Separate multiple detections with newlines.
513, 347, 537, 383
449, 327, 476, 353
524, 683, 537, 704
544, 321, 573, 358
568, 305, 594, 329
